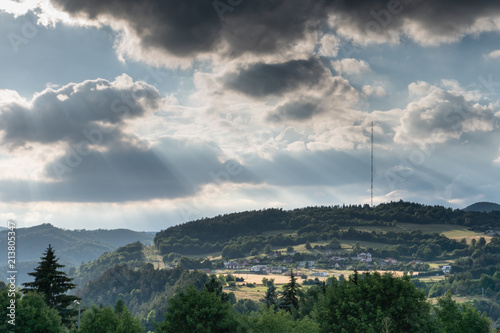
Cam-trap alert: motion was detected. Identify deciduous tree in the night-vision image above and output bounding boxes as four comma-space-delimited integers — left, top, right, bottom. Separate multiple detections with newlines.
156, 286, 239, 333
314, 272, 437, 332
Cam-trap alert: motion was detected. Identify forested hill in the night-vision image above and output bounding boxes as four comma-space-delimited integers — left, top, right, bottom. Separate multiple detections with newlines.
0, 223, 155, 265
154, 201, 500, 254
464, 202, 500, 213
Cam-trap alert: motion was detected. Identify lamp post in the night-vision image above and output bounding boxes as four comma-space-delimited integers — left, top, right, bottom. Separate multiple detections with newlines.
74, 300, 81, 330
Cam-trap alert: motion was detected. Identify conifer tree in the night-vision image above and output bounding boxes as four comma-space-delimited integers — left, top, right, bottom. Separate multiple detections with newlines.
204, 274, 230, 303
279, 270, 301, 312
260, 282, 278, 310
22, 244, 80, 326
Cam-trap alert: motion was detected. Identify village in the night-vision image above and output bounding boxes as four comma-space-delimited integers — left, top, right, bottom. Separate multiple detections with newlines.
220, 249, 452, 278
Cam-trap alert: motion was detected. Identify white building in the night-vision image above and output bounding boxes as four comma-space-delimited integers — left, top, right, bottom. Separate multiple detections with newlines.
441, 265, 451, 274
358, 252, 372, 263
298, 261, 316, 268
250, 265, 268, 272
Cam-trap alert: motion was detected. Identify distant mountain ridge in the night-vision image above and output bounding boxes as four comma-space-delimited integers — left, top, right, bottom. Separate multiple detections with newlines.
0, 223, 155, 285
463, 202, 500, 213
0, 223, 155, 264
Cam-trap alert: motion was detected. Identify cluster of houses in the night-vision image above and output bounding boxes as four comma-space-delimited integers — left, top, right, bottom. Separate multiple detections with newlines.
223, 251, 452, 275
223, 261, 289, 274
224, 259, 318, 274
223, 258, 261, 270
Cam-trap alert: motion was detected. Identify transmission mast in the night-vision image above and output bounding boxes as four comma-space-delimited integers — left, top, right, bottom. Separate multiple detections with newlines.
371, 121, 374, 208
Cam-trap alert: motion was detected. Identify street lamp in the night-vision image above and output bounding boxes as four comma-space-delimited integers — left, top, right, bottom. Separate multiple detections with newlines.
74, 300, 81, 330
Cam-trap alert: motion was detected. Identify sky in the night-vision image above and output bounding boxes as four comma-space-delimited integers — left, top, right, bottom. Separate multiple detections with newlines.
1, 0, 500, 231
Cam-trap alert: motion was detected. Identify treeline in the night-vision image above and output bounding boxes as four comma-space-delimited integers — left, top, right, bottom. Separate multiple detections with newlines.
426, 237, 500, 325
72, 269, 497, 332
5, 271, 494, 332
154, 201, 497, 258
157, 225, 468, 261
153, 271, 494, 333
0, 286, 143, 333
8, 241, 497, 332
77, 264, 211, 331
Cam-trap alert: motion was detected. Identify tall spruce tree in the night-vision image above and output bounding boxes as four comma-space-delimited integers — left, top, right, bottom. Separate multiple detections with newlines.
204, 274, 230, 303
22, 244, 80, 326
279, 270, 301, 312
260, 282, 278, 310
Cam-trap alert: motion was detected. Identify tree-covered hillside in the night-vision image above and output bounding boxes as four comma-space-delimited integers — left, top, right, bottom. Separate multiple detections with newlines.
0, 223, 154, 265
0, 223, 155, 285
63, 201, 500, 331
464, 202, 500, 213
154, 201, 499, 260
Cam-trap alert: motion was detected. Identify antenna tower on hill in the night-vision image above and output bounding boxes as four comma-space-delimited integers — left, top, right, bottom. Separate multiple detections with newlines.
371, 121, 374, 208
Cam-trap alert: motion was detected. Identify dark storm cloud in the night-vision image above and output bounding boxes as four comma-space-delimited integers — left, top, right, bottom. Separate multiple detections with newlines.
332, 0, 500, 43
222, 58, 328, 97
51, 0, 500, 59
51, 0, 336, 57
266, 75, 359, 122
0, 75, 161, 148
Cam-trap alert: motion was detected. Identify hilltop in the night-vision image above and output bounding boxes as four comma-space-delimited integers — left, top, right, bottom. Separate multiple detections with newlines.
154, 200, 499, 259
463, 201, 500, 213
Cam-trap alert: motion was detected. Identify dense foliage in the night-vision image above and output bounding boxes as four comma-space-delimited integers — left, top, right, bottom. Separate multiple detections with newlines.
0, 223, 154, 285
152, 272, 493, 333
154, 201, 496, 260
427, 237, 500, 325
315, 271, 435, 332
77, 263, 209, 331
155, 286, 239, 333
0, 288, 64, 333
5, 201, 498, 332
79, 300, 143, 333
72, 241, 146, 289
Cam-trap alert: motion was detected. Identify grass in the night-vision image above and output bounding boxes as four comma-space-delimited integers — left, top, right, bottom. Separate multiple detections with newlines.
427, 294, 492, 304
229, 285, 266, 302
227, 269, 449, 301
348, 223, 489, 243
261, 230, 296, 237
341, 240, 390, 249
142, 245, 165, 269
413, 275, 446, 282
